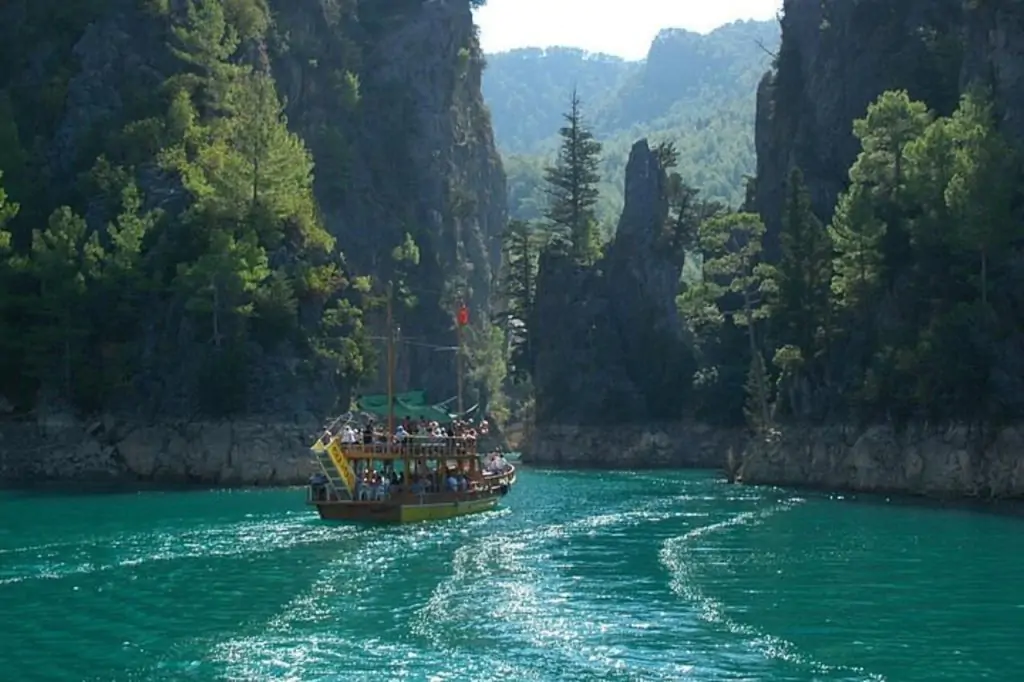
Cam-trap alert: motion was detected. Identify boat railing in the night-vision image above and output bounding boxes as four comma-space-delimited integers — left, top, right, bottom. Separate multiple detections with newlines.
335, 438, 480, 459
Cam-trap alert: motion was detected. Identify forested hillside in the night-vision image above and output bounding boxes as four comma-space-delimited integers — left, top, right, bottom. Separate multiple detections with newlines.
510, 0, 1024, 482
0, 0, 506, 422
483, 20, 780, 230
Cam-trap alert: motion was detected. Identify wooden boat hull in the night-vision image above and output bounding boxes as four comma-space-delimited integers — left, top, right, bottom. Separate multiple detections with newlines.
310, 493, 501, 523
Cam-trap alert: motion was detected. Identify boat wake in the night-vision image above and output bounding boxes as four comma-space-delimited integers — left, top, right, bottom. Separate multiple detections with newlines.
0, 513, 343, 586
201, 511, 511, 681
659, 500, 886, 681
405, 492, 715, 681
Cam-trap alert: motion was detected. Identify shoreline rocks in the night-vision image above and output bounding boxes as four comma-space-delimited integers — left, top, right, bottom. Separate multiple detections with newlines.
523, 422, 745, 470
524, 420, 1024, 500
0, 414, 319, 488
740, 424, 1024, 499
5, 412, 1022, 501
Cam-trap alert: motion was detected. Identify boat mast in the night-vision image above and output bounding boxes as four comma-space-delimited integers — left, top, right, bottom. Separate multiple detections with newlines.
386, 279, 395, 454
456, 300, 464, 416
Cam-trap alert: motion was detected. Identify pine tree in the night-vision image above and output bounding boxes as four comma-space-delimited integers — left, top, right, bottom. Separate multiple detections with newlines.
849, 90, 932, 284
700, 212, 775, 429
168, 0, 245, 115
943, 90, 1018, 307
499, 219, 540, 380
226, 72, 324, 243
773, 168, 832, 362
656, 140, 722, 257
24, 207, 104, 399
543, 89, 602, 264
176, 229, 270, 346
829, 185, 884, 314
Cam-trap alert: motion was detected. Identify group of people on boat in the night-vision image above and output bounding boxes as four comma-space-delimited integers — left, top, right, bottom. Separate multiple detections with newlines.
308, 409, 515, 503
332, 415, 491, 455
353, 467, 480, 500
311, 461, 489, 501
308, 441, 513, 502
483, 452, 511, 474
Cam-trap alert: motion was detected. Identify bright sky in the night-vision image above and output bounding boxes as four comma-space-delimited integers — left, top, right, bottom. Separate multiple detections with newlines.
474, 0, 782, 60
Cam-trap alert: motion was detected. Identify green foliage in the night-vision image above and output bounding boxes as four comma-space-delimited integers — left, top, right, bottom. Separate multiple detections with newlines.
492, 27, 1024, 432
699, 212, 774, 324
464, 320, 509, 424
497, 219, 542, 380
773, 168, 832, 362
660, 142, 727, 259
0, 0, 374, 415
828, 185, 885, 313
696, 212, 774, 429
941, 89, 1017, 305
542, 91, 603, 263
756, 87, 1024, 426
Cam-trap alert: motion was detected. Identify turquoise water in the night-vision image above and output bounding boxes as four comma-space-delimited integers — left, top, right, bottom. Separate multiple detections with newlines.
1, 470, 1021, 681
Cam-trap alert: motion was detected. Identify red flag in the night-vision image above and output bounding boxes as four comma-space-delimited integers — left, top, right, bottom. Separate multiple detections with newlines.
457, 303, 469, 326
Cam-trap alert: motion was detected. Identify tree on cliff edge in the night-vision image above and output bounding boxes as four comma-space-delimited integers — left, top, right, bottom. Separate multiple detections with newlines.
498, 219, 540, 381
543, 89, 603, 264
773, 168, 832, 367
699, 212, 775, 431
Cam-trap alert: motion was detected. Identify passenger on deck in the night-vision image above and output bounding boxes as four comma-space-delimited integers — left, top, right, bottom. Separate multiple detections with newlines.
446, 472, 458, 491
341, 425, 357, 444
374, 476, 389, 500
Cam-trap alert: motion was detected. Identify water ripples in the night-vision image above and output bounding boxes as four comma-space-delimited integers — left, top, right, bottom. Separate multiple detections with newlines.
2, 471, 1022, 681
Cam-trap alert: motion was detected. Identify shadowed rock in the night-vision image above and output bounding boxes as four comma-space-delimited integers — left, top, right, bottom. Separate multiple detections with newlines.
530, 140, 693, 428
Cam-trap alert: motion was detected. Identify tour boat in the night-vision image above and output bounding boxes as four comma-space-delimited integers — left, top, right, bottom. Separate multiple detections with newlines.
306, 435, 516, 522
305, 284, 516, 523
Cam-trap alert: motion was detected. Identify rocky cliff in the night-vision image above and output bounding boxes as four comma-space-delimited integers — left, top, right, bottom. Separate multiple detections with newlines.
0, 415, 316, 486
0, 0, 505, 485
753, 0, 963, 257
746, 0, 1024, 496
741, 425, 1024, 499
272, 0, 506, 397
959, 1, 1024, 148
525, 140, 698, 466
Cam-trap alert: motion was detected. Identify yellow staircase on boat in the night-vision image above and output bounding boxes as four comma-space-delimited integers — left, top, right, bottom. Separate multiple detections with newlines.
325, 438, 357, 495
311, 436, 357, 496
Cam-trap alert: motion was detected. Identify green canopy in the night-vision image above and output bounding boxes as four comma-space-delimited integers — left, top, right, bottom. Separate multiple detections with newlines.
356, 391, 453, 422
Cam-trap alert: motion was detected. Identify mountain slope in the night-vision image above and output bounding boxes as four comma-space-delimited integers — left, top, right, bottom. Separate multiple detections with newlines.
483, 19, 781, 226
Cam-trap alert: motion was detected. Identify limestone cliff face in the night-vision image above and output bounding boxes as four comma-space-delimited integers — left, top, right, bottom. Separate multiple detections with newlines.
748, 0, 1024, 496
527, 423, 743, 470
525, 140, 697, 465
741, 425, 1024, 499
530, 140, 691, 427
0, 0, 505, 485
960, 2, 1024, 148
754, 0, 963, 256
273, 0, 506, 398
0, 417, 315, 486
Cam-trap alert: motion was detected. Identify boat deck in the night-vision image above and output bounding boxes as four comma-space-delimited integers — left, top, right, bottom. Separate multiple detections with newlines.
308, 467, 516, 523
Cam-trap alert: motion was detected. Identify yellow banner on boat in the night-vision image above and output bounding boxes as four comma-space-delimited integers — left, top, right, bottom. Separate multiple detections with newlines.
326, 438, 357, 495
